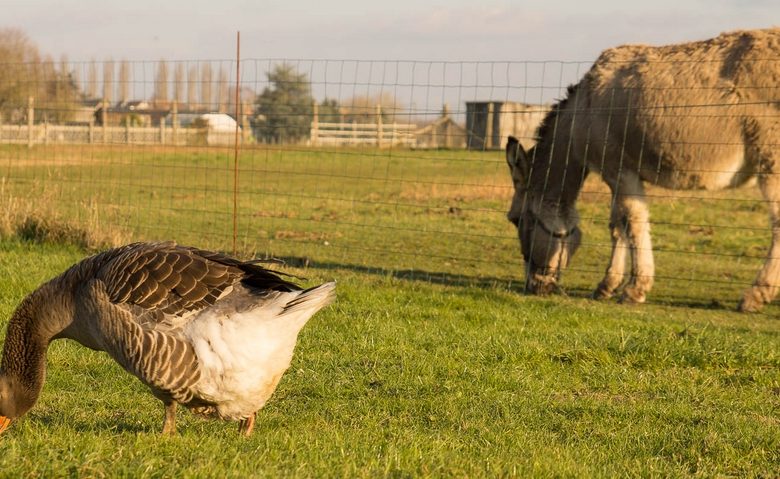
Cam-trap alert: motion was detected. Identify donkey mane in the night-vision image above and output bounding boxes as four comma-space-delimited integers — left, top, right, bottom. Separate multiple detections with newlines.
534, 83, 581, 143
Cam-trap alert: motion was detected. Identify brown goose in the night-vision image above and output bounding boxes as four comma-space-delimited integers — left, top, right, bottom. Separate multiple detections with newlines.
0, 241, 335, 436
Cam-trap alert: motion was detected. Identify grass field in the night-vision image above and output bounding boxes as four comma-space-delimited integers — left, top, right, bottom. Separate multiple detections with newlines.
0, 144, 778, 477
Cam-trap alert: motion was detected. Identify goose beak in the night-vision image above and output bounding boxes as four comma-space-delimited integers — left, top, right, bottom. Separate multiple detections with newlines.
0, 416, 11, 434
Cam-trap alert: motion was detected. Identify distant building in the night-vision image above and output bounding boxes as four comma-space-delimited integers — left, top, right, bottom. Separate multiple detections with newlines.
197, 113, 241, 145
414, 105, 467, 149
465, 101, 550, 150
69, 99, 102, 125
94, 100, 169, 127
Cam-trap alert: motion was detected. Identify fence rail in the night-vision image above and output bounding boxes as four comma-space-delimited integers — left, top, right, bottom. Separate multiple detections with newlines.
310, 120, 417, 147
0, 123, 221, 146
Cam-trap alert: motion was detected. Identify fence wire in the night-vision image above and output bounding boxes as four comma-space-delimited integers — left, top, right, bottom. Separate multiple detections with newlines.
0, 56, 778, 311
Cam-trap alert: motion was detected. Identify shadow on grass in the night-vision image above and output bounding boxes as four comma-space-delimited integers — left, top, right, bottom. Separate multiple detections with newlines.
30, 413, 153, 434
277, 255, 521, 290
277, 255, 773, 315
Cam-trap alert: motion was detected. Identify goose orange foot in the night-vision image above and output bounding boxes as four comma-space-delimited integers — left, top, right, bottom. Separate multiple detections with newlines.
238, 414, 256, 437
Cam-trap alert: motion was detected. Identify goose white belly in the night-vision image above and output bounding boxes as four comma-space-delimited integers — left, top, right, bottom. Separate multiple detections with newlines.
182, 288, 324, 420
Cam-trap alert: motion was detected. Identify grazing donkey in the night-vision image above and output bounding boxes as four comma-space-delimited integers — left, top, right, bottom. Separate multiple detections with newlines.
505, 28, 780, 312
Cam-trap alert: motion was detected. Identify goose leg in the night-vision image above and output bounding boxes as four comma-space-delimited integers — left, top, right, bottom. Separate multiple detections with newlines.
238, 413, 256, 437
162, 402, 177, 435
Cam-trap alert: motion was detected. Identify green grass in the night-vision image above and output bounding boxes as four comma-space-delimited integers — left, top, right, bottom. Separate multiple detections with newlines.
0, 143, 775, 311
0, 144, 779, 476
0, 239, 778, 477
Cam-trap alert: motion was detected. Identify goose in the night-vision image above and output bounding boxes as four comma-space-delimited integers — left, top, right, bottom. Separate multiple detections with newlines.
0, 241, 335, 436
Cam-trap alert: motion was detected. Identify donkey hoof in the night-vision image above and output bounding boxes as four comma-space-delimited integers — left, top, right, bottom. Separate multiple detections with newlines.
737, 288, 767, 313
737, 292, 764, 313
619, 288, 646, 304
591, 287, 613, 300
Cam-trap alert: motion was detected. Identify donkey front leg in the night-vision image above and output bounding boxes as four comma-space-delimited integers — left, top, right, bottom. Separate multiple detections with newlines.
595, 175, 654, 303
593, 208, 629, 300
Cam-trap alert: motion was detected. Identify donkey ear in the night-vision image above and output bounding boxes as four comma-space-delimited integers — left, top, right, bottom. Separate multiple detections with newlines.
506, 136, 530, 179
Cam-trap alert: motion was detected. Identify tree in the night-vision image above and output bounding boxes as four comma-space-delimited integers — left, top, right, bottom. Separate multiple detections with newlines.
153, 59, 169, 107
253, 64, 314, 143
118, 59, 131, 104
86, 59, 98, 99
217, 65, 229, 113
318, 98, 341, 123
173, 63, 185, 105
187, 65, 198, 109
102, 58, 114, 104
200, 62, 213, 111
0, 28, 80, 123
341, 92, 403, 123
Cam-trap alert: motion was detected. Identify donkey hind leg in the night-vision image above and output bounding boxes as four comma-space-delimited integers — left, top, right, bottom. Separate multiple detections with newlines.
593, 208, 630, 300
739, 178, 780, 312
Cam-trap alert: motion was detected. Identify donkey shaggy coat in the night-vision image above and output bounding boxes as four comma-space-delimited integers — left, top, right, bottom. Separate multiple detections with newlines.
506, 28, 780, 311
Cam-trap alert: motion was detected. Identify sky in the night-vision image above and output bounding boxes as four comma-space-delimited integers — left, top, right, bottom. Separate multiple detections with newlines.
5, 0, 776, 62
2, 0, 777, 111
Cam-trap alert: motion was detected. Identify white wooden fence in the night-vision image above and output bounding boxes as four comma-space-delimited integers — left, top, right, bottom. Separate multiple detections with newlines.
309, 102, 417, 147
0, 123, 209, 147
310, 120, 417, 147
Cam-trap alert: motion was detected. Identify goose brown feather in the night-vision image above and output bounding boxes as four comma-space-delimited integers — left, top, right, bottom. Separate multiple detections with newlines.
0, 241, 335, 435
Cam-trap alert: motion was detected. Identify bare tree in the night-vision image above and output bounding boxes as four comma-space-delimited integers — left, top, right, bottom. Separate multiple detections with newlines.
342, 92, 404, 122
200, 62, 212, 111
228, 86, 255, 117
102, 58, 115, 104
86, 59, 98, 99
118, 60, 131, 104
59, 53, 70, 89
217, 64, 229, 113
71, 63, 81, 99
187, 64, 198, 109
0, 28, 80, 122
40, 55, 56, 117
174, 62, 185, 105
154, 59, 169, 106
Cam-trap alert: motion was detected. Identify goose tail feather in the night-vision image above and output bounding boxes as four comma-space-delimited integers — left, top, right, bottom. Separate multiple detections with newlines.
282, 282, 336, 316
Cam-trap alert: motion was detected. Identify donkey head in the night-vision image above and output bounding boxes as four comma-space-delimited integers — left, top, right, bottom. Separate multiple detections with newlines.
505, 136, 582, 295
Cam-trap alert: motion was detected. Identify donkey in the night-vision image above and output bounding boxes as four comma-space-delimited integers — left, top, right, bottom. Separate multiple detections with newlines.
505, 28, 780, 312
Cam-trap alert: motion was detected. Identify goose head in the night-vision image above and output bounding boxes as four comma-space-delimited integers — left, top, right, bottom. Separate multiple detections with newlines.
0, 292, 51, 435
0, 374, 37, 434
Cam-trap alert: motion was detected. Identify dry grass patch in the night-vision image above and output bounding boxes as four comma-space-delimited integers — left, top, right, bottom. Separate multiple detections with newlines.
399, 180, 511, 202
0, 179, 129, 250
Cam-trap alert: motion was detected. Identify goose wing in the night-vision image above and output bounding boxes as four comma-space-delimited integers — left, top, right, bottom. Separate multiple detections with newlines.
94, 241, 301, 328
95, 241, 241, 327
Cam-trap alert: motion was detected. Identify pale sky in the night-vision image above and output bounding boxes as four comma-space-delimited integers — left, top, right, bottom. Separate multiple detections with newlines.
3, 0, 777, 110
5, 0, 776, 61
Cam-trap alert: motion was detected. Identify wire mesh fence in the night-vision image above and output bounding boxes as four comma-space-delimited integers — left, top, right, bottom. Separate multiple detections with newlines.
0, 44, 778, 311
